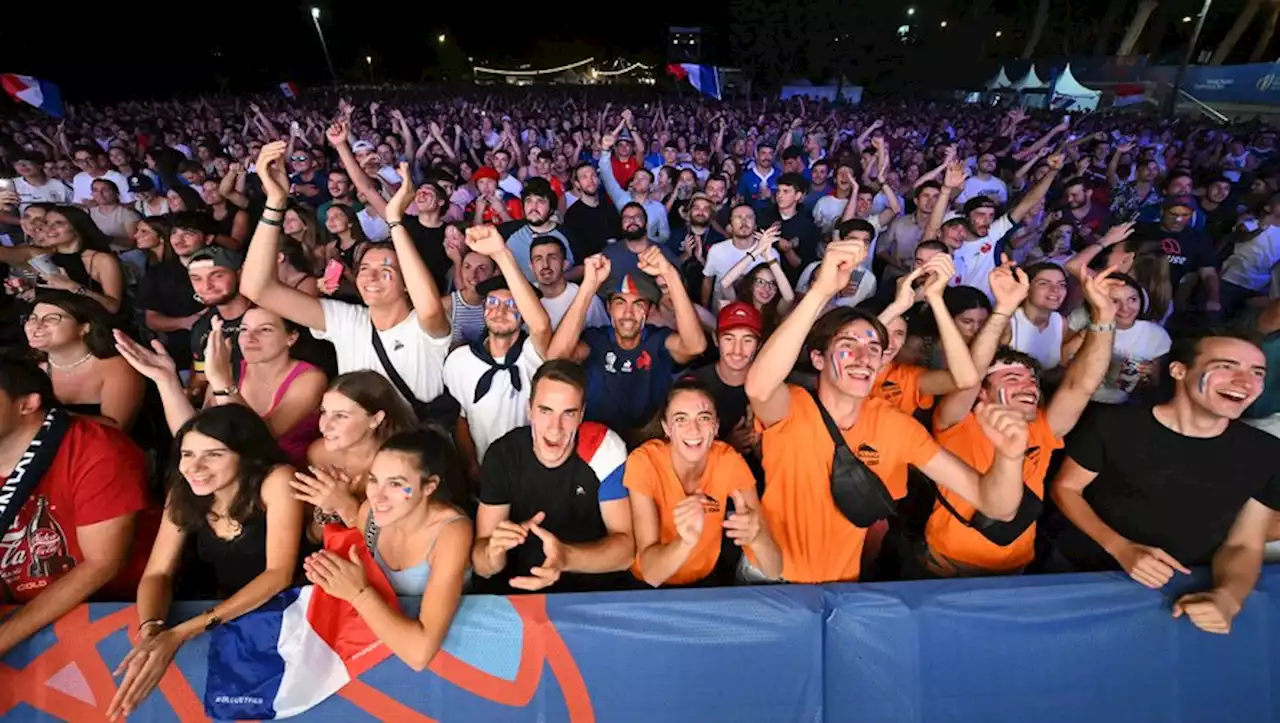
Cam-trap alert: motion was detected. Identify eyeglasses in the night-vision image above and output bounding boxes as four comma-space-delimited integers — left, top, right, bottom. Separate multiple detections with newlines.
485, 296, 519, 311
22, 312, 67, 328
291, 155, 309, 162
753, 277, 778, 290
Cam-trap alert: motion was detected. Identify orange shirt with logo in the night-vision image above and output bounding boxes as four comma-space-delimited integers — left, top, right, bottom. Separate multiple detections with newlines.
924, 409, 1063, 572
623, 439, 756, 586
760, 385, 941, 583
872, 362, 934, 416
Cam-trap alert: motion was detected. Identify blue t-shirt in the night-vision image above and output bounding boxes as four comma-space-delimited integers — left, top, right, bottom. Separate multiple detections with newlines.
582, 325, 675, 432
601, 241, 681, 280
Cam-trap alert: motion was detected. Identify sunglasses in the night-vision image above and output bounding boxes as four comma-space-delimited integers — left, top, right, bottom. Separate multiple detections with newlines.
291, 155, 309, 162
484, 295, 518, 311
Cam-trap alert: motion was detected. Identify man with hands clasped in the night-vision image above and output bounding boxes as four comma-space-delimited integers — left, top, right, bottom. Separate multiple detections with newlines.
743, 238, 1032, 584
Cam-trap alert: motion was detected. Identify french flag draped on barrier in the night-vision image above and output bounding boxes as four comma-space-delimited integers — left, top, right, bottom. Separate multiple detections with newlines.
203, 525, 393, 719
666, 64, 722, 101
0, 74, 64, 118
2, 568, 1279, 721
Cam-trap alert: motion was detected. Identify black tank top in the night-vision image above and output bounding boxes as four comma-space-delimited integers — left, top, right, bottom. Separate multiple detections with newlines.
195, 509, 271, 596
211, 208, 236, 237
51, 251, 103, 293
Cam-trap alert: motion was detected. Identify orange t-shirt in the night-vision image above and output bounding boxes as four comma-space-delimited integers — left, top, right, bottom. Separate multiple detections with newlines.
872, 362, 934, 416
924, 410, 1063, 572
760, 385, 941, 583
623, 439, 756, 586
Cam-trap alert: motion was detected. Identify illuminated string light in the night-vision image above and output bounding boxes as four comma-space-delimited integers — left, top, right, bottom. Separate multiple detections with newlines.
473, 58, 595, 76
593, 63, 652, 77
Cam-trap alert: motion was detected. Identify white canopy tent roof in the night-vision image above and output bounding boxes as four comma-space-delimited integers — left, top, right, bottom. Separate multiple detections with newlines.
1009, 65, 1049, 91
986, 67, 1013, 90
1050, 63, 1102, 110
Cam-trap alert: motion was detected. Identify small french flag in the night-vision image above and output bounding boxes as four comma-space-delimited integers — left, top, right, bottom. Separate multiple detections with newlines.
0, 74, 64, 117
279, 81, 299, 99
667, 64, 722, 101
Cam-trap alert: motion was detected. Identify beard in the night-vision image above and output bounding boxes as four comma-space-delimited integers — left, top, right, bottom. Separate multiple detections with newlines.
620, 226, 647, 241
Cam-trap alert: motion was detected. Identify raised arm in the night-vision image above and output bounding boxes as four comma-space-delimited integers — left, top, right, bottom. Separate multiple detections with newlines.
1009, 153, 1064, 224
745, 240, 866, 426
913, 256, 980, 394
547, 254, 611, 362
925, 161, 967, 241
464, 225, 553, 356
1045, 267, 1120, 437
240, 142, 326, 331
639, 246, 707, 363
327, 120, 388, 219
385, 163, 449, 338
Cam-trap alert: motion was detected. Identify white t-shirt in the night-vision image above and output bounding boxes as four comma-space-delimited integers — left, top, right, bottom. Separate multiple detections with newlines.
1068, 309, 1171, 404
13, 176, 71, 209
311, 300, 451, 403
541, 282, 610, 330
443, 338, 544, 462
797, 261, 877, 307
1222, 226, 1280, 291
956, 175, 1009, 205
951, 215, 1014, 301
71, 170, 133, 204
703, 239, 762, 307
812, 194, 850, 236
358, 208, 391, 242
1009, 308, 1064, 369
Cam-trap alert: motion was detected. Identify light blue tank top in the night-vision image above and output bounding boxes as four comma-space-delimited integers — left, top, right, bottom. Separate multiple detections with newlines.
451, 290, 487, 345
366, 511, 468, 596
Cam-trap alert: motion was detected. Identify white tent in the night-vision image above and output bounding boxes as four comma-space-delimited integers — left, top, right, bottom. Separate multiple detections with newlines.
1050, 63, 1102, 111
986, 67, 1013, 90
1010, 65, 1049, 91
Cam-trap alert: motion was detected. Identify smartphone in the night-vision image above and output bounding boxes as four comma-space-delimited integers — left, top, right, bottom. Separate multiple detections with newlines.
322, 259, 344, 288
28, 254, 61, 276
1242, 218, 1260, 232
0, 178, 14, 193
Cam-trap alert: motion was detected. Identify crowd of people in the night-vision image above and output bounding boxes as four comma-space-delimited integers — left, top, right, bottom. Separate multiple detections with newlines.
1, 87, 1279, 714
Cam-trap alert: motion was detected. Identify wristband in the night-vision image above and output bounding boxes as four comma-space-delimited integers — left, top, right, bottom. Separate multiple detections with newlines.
138, 619, 165, 634
387, 221, 403, 230
263, 203, 286, 213
1087, 320, 1116, 333
258, 217, 282, 228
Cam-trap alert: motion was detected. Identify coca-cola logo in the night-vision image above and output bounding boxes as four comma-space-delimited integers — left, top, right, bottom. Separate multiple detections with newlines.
30, 529, 60, 556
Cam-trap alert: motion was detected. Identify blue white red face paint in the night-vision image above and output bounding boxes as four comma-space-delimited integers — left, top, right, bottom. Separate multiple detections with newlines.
1198, 371, 1214, 396
832, 349, 854, 380
998, 388, 1008, 406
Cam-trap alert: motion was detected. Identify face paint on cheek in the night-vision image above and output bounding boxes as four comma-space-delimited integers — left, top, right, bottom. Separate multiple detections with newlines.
400, 486, 413, 496
998, 388, 1008, 406
1198, 371, 1214, 396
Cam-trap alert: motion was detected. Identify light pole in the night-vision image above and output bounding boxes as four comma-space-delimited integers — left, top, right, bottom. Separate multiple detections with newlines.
1167, 0, 1213, 118
310, 7, 338, 84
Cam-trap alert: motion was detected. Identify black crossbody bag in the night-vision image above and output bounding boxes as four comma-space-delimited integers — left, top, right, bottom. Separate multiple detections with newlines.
807, 389, 897, 529
932, 481, 1043, 547
369, 325, 460, 426
0, 408, 71, 534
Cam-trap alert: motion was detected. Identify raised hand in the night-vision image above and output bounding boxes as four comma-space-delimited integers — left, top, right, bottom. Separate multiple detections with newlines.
974, 400, 1030, 459
1099, 220, 1135, 248
581, 253, 612, 292
290, 465, 358, 519
637, 245, 675, 279
385, 162, 414, 222
921, 254, 956, 300
988, 255, 1029, 313
721, 489, 763, 547
464, 224, 508, 258
943, 160, 968, 190
203, 316, 235, 392
1045, 152, 1066, 171
811, 240, 867, 297
1080, 264, 1122, 323
255, 141, 290, 202
325, 120, 349, 147
113, 329, 180, 384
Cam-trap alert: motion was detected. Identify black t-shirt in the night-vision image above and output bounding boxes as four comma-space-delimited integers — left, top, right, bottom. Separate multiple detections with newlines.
691, 363, 748, 441
190, 307, 245, 377
563, 198, 619, 261
1046, 405, 1280, 569
759, 206, 822, 281
476, 424, 630, 594
136, 257, 204, 372
1133, 222, 1217, 291
401, 217, 451, 293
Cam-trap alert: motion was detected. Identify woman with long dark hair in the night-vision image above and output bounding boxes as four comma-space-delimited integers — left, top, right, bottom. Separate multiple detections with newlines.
0, 205, 126, 314
302, 428, 472, 671
25, 290, 145, 429
107, 405, 304, 719
625, 378, 781, 587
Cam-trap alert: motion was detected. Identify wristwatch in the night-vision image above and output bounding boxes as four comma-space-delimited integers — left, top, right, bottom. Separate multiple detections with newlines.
204, 608, 222, 632
211, 385, 239, 398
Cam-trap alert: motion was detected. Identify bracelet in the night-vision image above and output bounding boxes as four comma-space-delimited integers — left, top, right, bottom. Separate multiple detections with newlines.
258, 217, 282, 228
387, 221, 403, 230
263, 203, 286, 213
138, 619, 165, 634
74, 286, 87, 296
990, 311, 1010, 317
1087, 320, 1117, 333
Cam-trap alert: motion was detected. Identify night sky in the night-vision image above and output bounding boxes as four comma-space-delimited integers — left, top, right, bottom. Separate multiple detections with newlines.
0, 0, 1256, 100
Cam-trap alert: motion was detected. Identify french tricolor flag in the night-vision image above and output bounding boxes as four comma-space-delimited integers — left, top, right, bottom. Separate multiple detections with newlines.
667, 64, 722, 101
203, 526, 394, 720
0, 74, 64, 117
279, 81, 299, 99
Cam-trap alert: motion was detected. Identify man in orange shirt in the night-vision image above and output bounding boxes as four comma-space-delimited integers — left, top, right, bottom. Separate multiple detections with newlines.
743, 239, 1031, 584
921, 259, 1120, 577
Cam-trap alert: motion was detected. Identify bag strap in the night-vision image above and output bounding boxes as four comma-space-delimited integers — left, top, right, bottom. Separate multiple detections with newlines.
806, 387, 851, 452
0, 408, 71, 535
369, 322, 424, 408
931, 480, 978, 529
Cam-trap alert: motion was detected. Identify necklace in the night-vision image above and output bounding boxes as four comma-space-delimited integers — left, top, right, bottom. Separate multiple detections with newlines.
49, 352, 93, 371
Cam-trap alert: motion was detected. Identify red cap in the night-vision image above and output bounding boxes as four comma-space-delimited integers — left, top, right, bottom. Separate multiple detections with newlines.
472, 166, 500, 183
717, 301, 763, 337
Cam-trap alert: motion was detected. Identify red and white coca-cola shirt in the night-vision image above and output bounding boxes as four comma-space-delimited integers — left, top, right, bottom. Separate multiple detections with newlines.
1, 417, 149, 603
